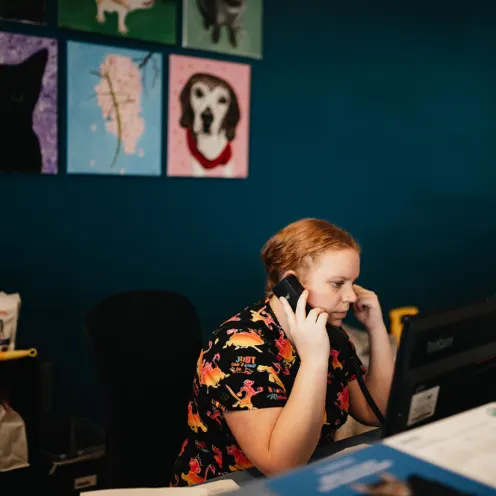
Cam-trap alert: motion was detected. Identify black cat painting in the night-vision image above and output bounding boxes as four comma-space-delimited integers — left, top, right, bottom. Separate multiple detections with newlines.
0, 48, 48, 174
0, 0, 46, 25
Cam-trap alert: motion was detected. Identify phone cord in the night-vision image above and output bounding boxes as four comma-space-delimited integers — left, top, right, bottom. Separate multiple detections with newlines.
349, 353, 385, 426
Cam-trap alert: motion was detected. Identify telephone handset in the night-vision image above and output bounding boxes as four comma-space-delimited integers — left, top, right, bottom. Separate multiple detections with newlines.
272, 274, 351, 349
272, 274, 385, 426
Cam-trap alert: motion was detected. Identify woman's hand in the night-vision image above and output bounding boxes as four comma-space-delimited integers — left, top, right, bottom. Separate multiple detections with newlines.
352, 285, 385, 332
279, 290, 330, 363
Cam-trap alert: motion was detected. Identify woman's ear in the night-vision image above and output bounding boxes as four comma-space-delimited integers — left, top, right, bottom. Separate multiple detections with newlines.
280, 269, 296, 280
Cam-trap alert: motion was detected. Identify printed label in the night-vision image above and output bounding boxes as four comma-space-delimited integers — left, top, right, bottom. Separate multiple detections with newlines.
407, 385, 440, 426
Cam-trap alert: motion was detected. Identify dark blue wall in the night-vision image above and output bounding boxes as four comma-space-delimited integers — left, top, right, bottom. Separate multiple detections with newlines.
1, 0, 495, 418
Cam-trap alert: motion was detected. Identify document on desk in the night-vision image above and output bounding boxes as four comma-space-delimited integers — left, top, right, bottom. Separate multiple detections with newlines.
384, 402, 496, 488
84, 479, 240, 495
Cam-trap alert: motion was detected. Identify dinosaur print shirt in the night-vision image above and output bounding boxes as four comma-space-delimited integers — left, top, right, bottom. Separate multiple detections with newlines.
170, 298, 366, 487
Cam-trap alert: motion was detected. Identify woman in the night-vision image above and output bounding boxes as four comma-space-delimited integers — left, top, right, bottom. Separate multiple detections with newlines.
170, 218, 394, 486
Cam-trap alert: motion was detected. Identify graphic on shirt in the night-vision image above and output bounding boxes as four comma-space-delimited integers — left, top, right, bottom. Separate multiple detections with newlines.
225, 379, 263, 409
274, 329, 296, 366
187, 401, 207, 433
223, 328, 264, 352
257, 363, 286, 391
198, 350, 230, 390
331, 349, 343, 370
227, 445, 253, 471
250, 308, 277, 329
180, 456, 216, 486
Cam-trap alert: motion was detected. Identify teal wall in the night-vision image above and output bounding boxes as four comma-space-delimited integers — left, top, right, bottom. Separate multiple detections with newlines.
1, 1, 495, 418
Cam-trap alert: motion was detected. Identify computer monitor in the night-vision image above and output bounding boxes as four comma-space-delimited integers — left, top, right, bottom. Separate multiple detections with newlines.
382, 294, 496, 438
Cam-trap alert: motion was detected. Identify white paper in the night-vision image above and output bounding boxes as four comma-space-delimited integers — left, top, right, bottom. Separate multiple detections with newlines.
385, 402, 496, 488
84, 479, 240, 496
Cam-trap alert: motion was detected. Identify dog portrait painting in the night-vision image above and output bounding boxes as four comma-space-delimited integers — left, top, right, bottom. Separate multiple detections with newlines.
183, 0, 262, 59
167, 55, 250, 179
59, 0, 176, 45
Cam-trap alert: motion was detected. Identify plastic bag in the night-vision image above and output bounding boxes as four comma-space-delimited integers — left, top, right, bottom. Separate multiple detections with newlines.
0, 402, 29, 472
0, 292, 21, 352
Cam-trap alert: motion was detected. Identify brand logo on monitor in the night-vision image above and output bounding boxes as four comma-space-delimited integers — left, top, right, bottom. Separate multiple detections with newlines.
427, 336, 454, 353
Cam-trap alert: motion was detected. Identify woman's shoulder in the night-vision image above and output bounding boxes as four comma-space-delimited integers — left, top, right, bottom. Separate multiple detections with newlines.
203, 299, 282, 356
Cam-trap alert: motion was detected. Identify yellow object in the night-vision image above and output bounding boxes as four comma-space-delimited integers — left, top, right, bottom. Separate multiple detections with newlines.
389, 307, 419, 345
0, 348, 38, 361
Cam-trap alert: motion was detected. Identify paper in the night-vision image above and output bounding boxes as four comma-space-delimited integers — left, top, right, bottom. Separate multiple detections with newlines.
385, 402, 496, 488
84, 478, 240, 495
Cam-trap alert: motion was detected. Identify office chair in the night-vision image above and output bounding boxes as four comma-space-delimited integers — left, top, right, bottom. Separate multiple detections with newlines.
83, 290, 203, 489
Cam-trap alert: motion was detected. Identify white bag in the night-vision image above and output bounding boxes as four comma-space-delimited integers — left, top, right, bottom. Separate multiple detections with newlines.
0, 402, 29, 472
0, 292, 21, 351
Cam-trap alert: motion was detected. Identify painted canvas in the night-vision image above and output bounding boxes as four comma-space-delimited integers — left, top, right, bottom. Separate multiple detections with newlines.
183, 0, 262, 59
67, 41, 162, 176
167, 54, 251, 179
59, 0, 176, 45
0, 0, 46, 25
0, 32, 58, 174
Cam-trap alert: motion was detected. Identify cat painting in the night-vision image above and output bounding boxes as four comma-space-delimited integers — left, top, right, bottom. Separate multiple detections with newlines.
0, 48, 48, 174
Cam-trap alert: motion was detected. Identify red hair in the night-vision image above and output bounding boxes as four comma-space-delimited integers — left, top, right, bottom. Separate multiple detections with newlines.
260, 218, 360, 295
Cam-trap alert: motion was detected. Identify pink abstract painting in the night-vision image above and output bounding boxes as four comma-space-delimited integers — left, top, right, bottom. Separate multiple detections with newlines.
167, 54, 251, 179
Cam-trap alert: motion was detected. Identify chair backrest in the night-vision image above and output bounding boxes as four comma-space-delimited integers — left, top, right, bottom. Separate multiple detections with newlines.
83, 290, 203, 489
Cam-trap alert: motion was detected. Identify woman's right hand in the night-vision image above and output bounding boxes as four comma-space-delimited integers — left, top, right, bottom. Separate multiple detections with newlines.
279, 290, 330, 363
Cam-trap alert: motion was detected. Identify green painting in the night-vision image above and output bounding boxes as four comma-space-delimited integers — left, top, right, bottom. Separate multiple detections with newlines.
59, 0, 177, 45
183, 0, 262, 59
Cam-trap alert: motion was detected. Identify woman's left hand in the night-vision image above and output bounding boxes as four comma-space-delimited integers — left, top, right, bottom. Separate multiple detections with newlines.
352, 285, 385, 332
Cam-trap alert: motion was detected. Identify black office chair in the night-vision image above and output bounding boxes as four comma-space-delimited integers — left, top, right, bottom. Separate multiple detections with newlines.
83, 290, 203, 489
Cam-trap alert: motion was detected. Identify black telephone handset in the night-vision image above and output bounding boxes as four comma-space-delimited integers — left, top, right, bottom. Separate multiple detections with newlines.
272, 274, 385, 426
272, 274, 351, 350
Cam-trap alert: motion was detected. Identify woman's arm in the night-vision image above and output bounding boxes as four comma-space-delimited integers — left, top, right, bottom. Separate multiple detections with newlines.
225, 290, 330, 476
225, 358, 328, 475
349, 321, 394, 425
349, 286, 394, 426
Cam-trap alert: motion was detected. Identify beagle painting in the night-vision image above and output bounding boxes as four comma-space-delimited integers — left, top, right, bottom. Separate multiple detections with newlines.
168, 54, 250, 179
179, 73, 239, 177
